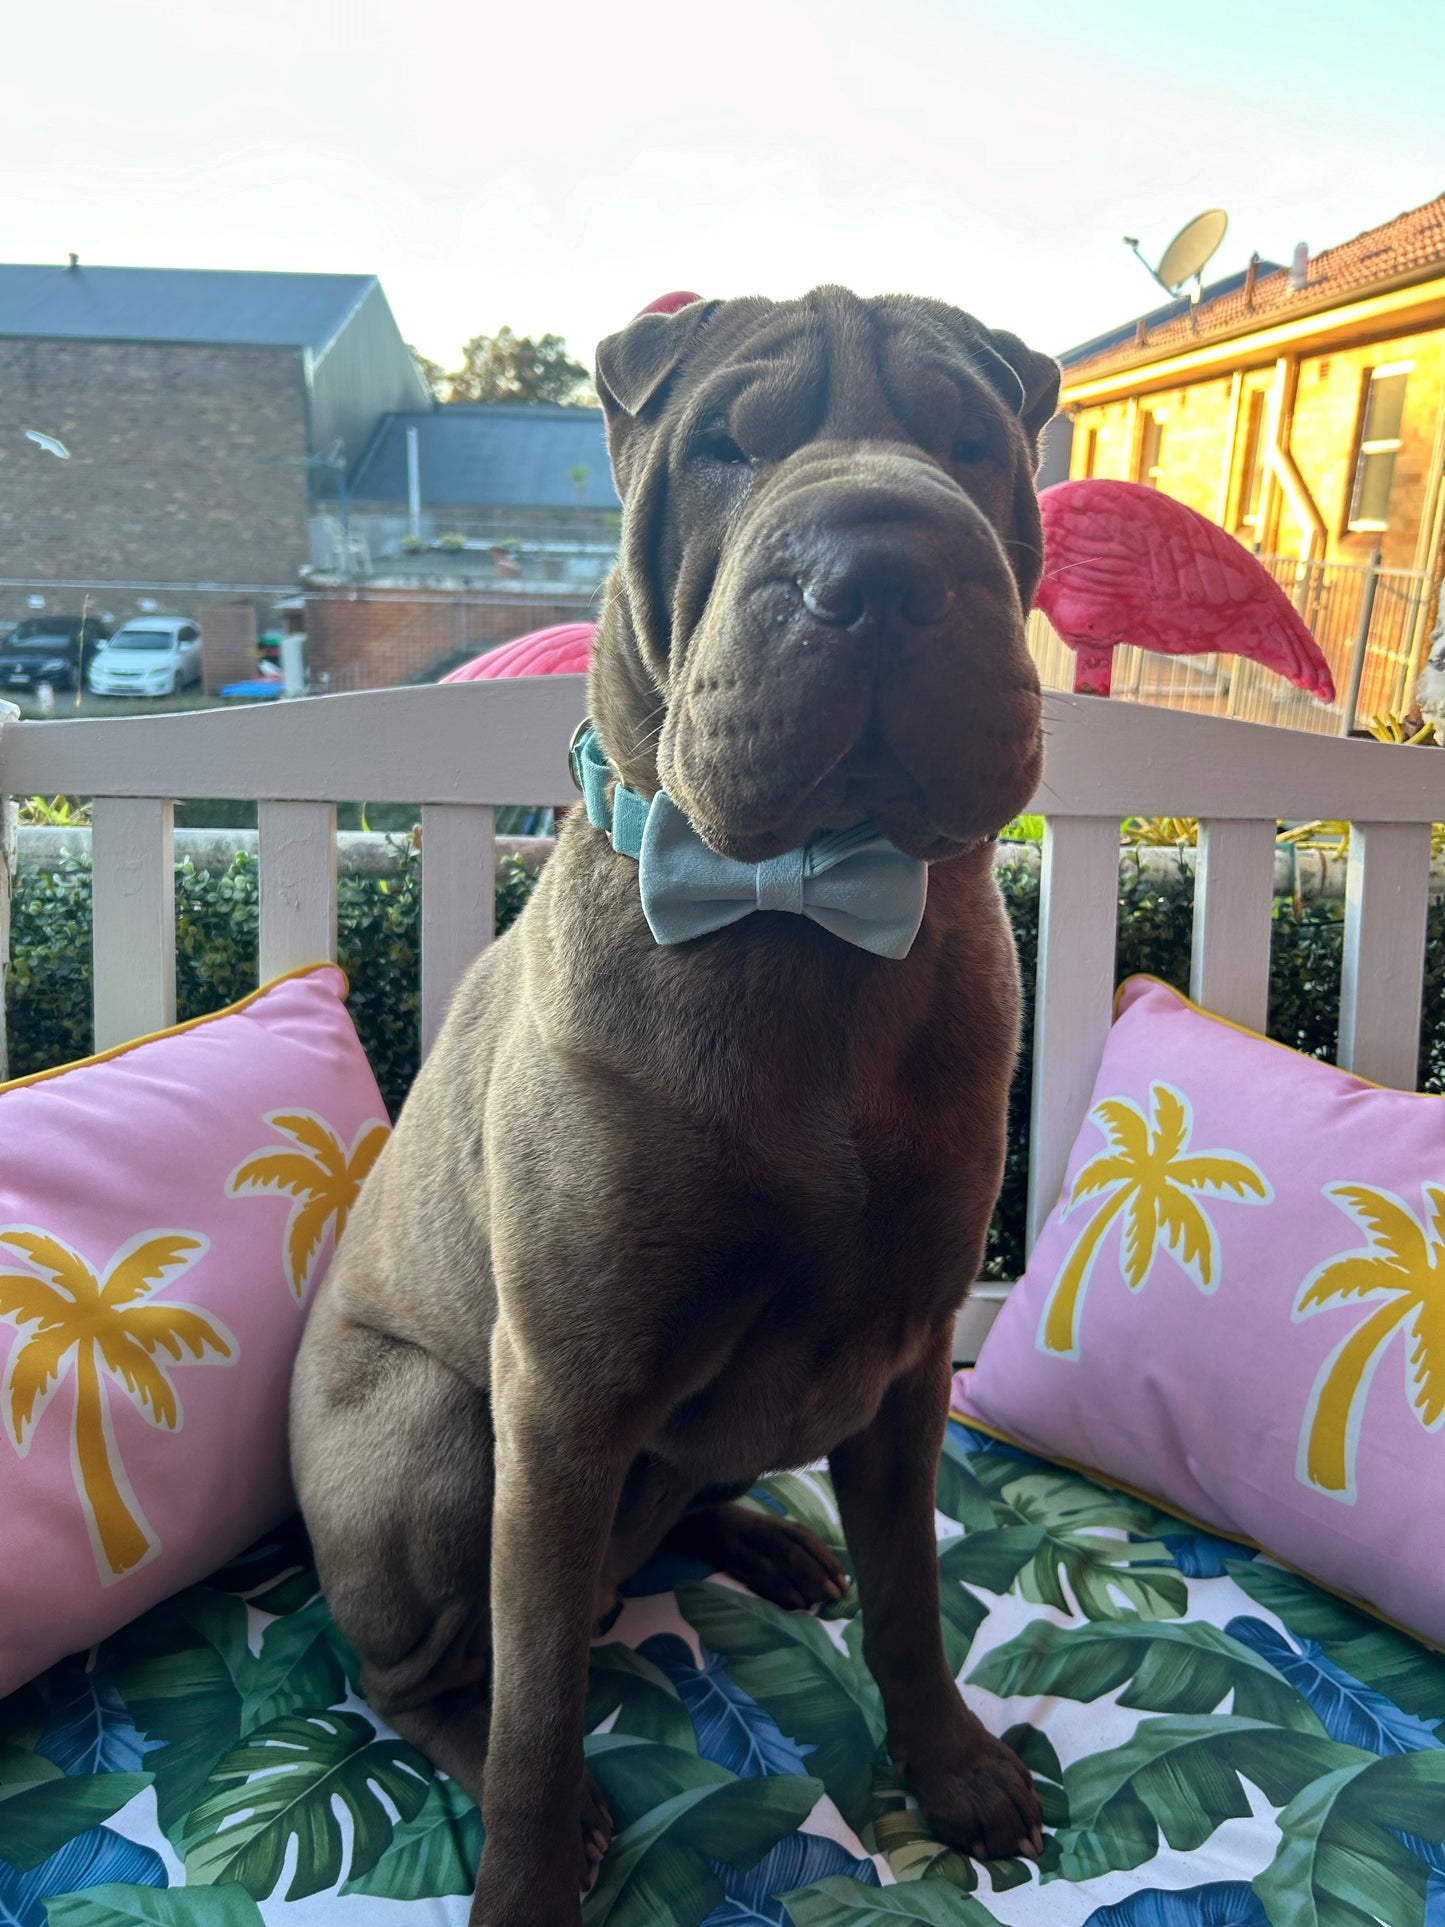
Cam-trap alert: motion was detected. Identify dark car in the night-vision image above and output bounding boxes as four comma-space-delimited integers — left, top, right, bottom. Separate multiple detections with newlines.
0, 615, 112, 691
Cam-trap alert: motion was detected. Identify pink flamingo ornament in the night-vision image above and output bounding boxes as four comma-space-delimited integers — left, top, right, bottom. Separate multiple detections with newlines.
441, 622, 594, 683
1036, 478, 1335, 704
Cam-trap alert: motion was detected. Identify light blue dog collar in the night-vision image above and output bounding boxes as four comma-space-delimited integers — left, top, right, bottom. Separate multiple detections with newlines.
569, 724, 928, 959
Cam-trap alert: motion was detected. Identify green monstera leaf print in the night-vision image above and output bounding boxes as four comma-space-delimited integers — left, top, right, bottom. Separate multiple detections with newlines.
970, 1617, 1330, 1732
586, 1642, 700, 1754
180, 1708, 432, 1899
676, 1582, 885, 1834
1228, 1560, 1445, 1726
340, 1773, 484, 1903
1055, 1713, 1358, 1882
584, 1770, 822, 1927
1254, 1747, 1445, 1927
45, 1885, 267, 1926
781, 1872, 1005, 1924
939, 1470, 1187, 1621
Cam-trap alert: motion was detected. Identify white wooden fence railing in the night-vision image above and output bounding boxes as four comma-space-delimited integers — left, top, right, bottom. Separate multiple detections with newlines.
0, 683, 1438, 1359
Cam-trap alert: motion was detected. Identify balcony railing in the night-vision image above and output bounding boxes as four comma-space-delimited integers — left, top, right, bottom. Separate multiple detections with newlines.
1029, 551, 1434, 737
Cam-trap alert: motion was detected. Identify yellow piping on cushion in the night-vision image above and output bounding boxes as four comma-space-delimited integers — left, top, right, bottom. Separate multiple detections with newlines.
0, 962, 351, 1098
1113, 973, 1441, 1101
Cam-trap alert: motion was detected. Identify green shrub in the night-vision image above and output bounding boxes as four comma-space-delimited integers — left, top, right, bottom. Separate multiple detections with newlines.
6, 844, 534, 1119
6, 849, 1442, 1273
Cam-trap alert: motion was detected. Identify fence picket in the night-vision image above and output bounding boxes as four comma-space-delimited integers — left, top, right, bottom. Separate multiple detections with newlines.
1190, 819, 1277, 1033
420, 804, 496, 1061
92, 797, 175, 1051
1338, 821, 1432, 1090
1027, 817, 1121, 1252
259, 802, 338, 982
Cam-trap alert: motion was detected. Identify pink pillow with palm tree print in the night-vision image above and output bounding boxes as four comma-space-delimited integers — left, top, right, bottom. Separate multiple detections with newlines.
0, 965, 388, 1695
962, 975, 1445, 1646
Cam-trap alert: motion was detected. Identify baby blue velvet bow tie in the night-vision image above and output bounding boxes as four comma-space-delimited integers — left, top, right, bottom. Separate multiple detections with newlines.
570, 725, 928, 959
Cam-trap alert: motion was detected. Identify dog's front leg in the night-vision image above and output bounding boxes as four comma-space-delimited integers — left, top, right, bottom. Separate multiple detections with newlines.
829, 1323, 1044, 1863
472, 1319, 635, 1927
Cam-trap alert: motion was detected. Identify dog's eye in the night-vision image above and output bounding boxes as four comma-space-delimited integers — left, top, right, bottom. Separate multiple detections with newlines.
695, 424, 751, 467
951, 435, 989, 465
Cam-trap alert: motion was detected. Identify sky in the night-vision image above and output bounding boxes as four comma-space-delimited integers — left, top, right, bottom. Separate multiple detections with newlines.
5, 0, 1443, 375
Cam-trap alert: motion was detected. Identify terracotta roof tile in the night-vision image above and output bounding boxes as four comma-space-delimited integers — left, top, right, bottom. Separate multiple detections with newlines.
1063, 193, 1445, 382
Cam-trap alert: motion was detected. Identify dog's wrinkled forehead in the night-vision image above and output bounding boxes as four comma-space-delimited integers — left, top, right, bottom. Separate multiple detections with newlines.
596, 287, 1059, 486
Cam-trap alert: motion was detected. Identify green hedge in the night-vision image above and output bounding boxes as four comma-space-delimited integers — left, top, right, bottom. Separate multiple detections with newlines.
6, 847, 1442, 1274
6, 846, 533, 1119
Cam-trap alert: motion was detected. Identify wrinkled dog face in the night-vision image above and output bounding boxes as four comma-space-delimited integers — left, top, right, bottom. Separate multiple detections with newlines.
591, 287, 1059, 864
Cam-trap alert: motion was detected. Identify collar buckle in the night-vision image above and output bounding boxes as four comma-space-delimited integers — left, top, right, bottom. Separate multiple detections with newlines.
568, 717, 592, 794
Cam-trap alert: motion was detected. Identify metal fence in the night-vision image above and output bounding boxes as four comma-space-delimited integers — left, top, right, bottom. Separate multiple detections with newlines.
1029, 552, 1434, 737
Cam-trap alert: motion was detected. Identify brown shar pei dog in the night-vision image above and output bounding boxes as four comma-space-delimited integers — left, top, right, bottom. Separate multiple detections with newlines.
289, 285, 1060, 1927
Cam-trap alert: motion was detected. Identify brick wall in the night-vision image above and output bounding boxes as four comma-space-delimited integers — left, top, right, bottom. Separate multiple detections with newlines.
1067, 322, 1445, 571
302, 587, 600, 688
0, 338, 311, 590
199, 600, 261, 693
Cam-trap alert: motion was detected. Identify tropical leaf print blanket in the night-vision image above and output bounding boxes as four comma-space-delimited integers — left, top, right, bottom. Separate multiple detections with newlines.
2, 1419, 1443, 1925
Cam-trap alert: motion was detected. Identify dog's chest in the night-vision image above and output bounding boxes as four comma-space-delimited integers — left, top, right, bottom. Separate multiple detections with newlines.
651, 1148, 969, 1480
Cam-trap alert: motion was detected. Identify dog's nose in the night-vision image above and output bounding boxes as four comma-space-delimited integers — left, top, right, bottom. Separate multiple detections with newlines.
798, 529, 953, 631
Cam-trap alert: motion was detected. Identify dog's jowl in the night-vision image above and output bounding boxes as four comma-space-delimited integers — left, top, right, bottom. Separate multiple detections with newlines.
290, 285, 1060, 1927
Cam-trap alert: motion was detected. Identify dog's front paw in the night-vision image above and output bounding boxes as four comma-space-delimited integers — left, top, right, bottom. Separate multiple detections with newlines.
902, 1727, 1043, 1863
673, 1502, 849, 1610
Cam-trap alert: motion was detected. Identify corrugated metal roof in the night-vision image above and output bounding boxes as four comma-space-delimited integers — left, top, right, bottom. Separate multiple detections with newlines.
351, 405, 620, 508
0, 263, 377, 354
1063, 192, 1445, 381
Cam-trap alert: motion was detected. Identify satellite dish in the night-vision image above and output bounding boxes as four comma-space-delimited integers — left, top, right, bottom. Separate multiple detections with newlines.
1125, 209, 1229, 304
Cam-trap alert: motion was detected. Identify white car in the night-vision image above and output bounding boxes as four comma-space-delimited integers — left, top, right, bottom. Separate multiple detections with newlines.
88, 617, 204, 697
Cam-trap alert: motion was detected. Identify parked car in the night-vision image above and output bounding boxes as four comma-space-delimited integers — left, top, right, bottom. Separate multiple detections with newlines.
0, 615, 112, 692
87, 618, 204, 697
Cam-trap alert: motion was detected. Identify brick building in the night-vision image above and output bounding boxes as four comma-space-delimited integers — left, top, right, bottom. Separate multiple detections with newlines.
1060, 197, 1445, 569
300, 579, 606, 690
1054, 195, 1445, 699
0, 261, 429, 684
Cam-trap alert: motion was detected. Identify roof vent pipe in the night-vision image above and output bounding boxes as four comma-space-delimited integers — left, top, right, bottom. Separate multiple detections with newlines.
1290, 243, 1309, 291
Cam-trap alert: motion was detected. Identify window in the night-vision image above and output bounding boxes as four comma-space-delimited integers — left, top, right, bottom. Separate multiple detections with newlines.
1236, 389, 1268, 529
1348, 363, 1410, 531
1136, 411, 1164, 488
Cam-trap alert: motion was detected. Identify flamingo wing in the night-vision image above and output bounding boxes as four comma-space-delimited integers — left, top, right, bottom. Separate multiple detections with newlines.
1037, 483, 1158, 648
1038, 480, 1335, 702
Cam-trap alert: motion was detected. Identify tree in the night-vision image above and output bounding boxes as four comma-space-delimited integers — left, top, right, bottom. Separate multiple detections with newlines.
429, 327, 597, 406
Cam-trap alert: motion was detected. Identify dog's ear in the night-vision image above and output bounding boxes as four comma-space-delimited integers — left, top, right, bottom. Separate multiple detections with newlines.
595, 299, 718, 429
978, 328, 1062, 452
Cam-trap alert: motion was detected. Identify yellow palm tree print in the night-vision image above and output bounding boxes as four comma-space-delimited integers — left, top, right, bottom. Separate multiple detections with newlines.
1295, 1182, 1445, 1502
1038, 1082, 1271, 1359
0, 1226, 234, 1581
227, 1110, 389, 1302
